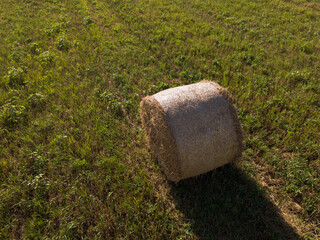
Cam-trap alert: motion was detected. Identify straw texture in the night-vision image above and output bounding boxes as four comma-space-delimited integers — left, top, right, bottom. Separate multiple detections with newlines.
140, 81, 243, 181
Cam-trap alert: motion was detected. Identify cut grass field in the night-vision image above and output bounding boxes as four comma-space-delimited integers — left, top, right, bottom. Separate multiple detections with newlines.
0, 0, 319, 239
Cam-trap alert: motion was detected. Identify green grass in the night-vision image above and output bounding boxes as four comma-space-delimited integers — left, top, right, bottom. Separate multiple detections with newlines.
0, 0, 319, 239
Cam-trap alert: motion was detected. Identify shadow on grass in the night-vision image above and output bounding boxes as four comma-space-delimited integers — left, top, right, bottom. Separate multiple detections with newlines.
171, 164, 301, 240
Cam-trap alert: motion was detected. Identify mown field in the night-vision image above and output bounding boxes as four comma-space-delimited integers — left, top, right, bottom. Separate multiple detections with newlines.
0, 0, 319, 239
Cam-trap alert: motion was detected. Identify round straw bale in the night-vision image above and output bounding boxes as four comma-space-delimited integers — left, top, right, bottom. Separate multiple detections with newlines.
140, 81, 243, 182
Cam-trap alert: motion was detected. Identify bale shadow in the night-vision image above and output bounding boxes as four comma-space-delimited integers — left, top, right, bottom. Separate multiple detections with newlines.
171, 164, 302, 240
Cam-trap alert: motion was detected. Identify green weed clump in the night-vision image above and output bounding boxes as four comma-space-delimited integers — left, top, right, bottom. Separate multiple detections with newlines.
0, 102, 27, 128
6, 67, 25, 87
27, 93, 46, 109
29, 42, 40, 54
38, 51, 55, 66
84, 16, 94, 25
56, 35, 70, 51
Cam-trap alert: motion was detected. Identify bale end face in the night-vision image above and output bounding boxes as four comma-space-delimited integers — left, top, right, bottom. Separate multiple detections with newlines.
140, 96, 182, 181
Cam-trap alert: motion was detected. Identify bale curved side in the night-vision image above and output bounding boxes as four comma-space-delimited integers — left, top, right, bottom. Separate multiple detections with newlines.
203, 80, 244, 161
140, 96, 182, 181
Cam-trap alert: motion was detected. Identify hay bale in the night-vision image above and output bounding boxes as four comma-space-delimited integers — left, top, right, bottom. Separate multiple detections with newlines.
140, 81, 243, 181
